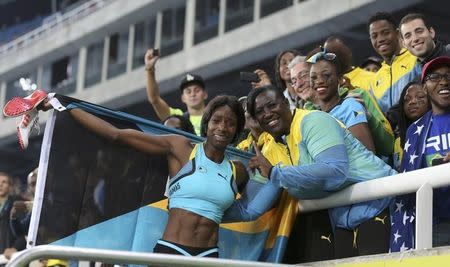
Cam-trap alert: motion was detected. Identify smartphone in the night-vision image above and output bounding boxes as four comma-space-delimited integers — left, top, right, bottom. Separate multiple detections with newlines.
152, 49, 159, 57
431, 158, 446, 166
240, 71, 260, 83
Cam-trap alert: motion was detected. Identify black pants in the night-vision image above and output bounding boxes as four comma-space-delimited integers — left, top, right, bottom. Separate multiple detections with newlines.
334, 208, 390, 259
153, 239, 219, 258
283, 210, 334, 263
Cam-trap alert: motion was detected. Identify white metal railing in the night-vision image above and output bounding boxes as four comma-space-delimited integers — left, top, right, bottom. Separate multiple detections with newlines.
3, 162, 449, 266
298, 163, 450, 249
0, 0, 115, 55
6, 245, 292, 267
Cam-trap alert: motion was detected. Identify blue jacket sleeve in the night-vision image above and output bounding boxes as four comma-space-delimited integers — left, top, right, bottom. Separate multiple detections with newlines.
270, 145, 349, 199
222, 178, 282, 223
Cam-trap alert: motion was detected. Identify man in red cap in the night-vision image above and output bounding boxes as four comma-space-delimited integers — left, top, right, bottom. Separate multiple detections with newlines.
395, 56, 450, 250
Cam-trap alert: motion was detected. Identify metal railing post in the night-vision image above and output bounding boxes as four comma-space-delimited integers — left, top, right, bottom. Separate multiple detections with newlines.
415, 183, 433, 249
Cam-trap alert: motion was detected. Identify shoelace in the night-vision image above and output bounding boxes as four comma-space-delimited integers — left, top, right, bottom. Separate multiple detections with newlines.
30, 114, 40, 135
20, 112, 40, 135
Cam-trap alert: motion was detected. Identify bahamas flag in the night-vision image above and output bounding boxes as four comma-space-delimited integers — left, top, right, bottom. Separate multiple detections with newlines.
27, 95, 298, 263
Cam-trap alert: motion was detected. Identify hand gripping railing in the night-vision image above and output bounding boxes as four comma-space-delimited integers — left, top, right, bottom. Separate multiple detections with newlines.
298, 163, 450, 249
6, 245, 291, 267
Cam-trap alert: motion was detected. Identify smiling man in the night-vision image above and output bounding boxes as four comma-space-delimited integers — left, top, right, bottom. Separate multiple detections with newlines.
399, 13, 450, 66
288, 56, 317, 108
367, 12, 421, 112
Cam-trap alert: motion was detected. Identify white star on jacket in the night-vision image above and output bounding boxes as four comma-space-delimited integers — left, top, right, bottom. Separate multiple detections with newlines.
393, 230, 402, 243
403, 211, 410, 225
414, 124, 424, 135
409, 153, 418, 165
404, 139, 411, 153
400, 242, 409, 252
395, 200, 404, 213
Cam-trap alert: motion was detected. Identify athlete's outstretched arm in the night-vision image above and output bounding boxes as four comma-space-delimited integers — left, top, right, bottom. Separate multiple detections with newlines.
68, 108, 192, 158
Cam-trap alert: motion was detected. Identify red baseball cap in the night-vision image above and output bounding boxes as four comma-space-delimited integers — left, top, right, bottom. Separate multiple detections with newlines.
421, 56, 450, 83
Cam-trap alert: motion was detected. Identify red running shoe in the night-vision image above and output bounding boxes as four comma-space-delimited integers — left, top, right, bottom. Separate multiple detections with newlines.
3, 89, 48, 117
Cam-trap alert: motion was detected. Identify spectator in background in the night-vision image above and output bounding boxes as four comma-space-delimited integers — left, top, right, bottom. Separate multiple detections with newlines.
307, 50, 376, 153
284, 55, 335, 263
399, 13, 450, 66
386, 12, 449, 135
0, 172, 22, 257
144, 49, 207, 136
392, 82, 430, 171
274, 49, 302, 110
236, 96, 265, 153
288, 55, 318, 110
162, 115, 196, 135
392, 57, 450, 251
313, 42, 394, 158
23, 167, 36, 200
361, 56, 382, 73
389, 12, 450, 131
368, 12, 421, 113
324, 36, 376, 92
251, 49, 304, 110
10, 167, 38, 239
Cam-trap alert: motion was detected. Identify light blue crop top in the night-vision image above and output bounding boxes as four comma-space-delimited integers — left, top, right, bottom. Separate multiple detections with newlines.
168, 143, 238, 224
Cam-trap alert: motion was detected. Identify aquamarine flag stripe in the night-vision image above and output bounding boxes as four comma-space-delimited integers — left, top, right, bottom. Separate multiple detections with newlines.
51, 206, 277, 260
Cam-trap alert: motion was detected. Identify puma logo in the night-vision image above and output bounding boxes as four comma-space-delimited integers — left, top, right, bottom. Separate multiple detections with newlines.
375, 215, 387, 225
320, 234, 332, 243
218, 173, 227, 180
401, 65, 407, 69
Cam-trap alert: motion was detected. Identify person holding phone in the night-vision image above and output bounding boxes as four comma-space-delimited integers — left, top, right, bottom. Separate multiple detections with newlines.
144, 48, 207, 136
394, 56, 450, 251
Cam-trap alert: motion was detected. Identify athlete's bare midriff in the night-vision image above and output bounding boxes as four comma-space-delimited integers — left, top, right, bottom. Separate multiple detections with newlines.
162, 208, 219, 247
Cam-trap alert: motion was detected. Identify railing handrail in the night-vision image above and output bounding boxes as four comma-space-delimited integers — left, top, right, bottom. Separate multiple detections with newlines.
6, 245, 292, 267
6, 165, 449, 266
0, 0, 113, 55
298, 163, 450, 212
